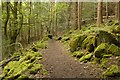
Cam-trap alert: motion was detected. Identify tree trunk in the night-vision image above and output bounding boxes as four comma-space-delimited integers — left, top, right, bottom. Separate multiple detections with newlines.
118, 1, 120, 24
48, 3, 52, 34
78, 2, 82, 30
106, 1, 109, 20
10, 2, 18, 53
4, 2, 10, 40
115, 2, 119, 20
67, 2, 72, 30
97, 1, 103, 27
28, 2, 31, 44
54, 2, 57, 36
75, 2, 78, 29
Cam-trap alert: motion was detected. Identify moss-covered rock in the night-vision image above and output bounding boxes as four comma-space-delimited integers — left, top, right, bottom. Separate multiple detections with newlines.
2, 61, 33, 79
70, 34, 86, 52
112, 26, 120, 34
61, 36, 70, 42
36, 41, 47, 49
82, 36, 96, 52
1, 49, 43, 79
108, 44, 120, 56
29, 64, 42, 74
96, 30, 119, 46
100, 58, 108, 69
102, 65, 120, 77
72, 51, 84, 58
94, 43, 109, 58
31, 41, 47, 51
42, 36, 49, 41
79, 53, 93, 62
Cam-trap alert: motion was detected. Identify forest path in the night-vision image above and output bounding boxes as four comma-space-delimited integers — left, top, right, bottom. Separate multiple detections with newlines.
41, 39, 103, 78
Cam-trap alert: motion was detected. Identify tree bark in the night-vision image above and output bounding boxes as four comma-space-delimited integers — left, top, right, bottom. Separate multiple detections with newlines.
97, 1, 103, 27
4, 2, 10, 40
115, 2, 119, 20
10, 2, 18, 53
28, 2, 31, 44
67, 2, 72, 30
75, 2, 78, 29
118, 1, 120, 24
54, 2, 57, 36
78, 2, 82, 30
106, 1, 109, 19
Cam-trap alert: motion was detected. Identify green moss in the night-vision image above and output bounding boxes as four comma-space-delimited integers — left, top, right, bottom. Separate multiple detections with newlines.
94, 43, 109, 58
100, 58, 108, 69
42, 36, 49, 41
69, 35, 80, 52
108, 44, 120, 56
82, 36, 96, 52
108, 44, 118, 53
2, 49, 44, 79
114, 51, 120, 56
93, 57, 101, 63
33, 41, 47, 49
12, 52, 22, 57
112, 26, 120, 34
79, 53, 92, 62
72, 51, 84, 58
102, 65, 120, 77
42, 69, 48, 75
70, 34, 86, 52
17, 74, 29, 80
106, 20, 115, 26
103, 54, 112, 58
96, 30, 118, 46
2, 61, 32, 79
29, 64, 42, 74
61, 36, 70, 42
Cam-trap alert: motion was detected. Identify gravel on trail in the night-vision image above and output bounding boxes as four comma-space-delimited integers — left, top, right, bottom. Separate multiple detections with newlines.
41, 39, 104, 78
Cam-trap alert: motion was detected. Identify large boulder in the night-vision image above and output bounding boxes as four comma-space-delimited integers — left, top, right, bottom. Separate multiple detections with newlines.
70, 34, 86, 52
94, 43, 109, 58
82, 36, 96, 52
96, 30, 119, 46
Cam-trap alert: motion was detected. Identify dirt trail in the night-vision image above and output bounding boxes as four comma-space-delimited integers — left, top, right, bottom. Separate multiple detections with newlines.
41, 39, 104, 78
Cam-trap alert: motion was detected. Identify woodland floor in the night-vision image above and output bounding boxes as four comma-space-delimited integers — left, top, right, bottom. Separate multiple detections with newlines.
40, 39, 104, 78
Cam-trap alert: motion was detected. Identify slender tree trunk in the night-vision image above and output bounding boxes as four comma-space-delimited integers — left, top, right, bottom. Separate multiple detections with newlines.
75, 2, 78, 29
115, 2, 119, 20
4, 2, 10, 40
48, 3, 52, 34
10, 2, 18, 53
67, 2, 72, 30
78, 2, 82, 30
97, 1, 103, 27
51, 2, 54, 36
106, 1, 109, 20
28, 2, 31, 44
115, 1, 120, 23
54, 2, 57, 36
118, 1, 120, 23
74, 2, 82, 30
